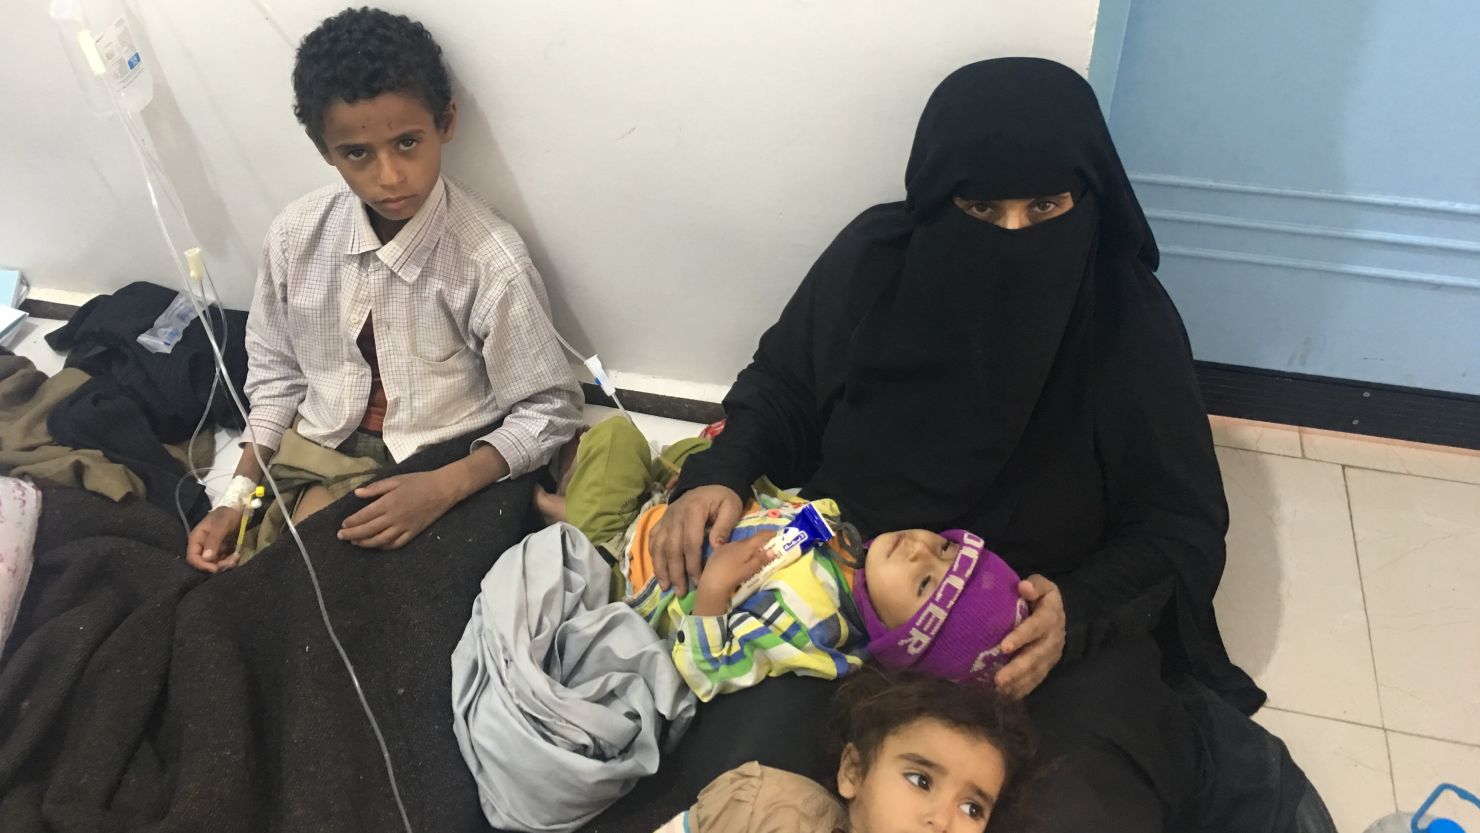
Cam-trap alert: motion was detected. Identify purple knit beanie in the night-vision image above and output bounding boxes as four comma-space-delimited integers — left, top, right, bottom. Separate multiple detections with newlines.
852, 530, 1028, 687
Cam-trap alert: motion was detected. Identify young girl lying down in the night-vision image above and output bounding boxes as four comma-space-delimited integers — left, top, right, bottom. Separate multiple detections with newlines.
657, 667, 1036, 833
543, 416, 1029, 701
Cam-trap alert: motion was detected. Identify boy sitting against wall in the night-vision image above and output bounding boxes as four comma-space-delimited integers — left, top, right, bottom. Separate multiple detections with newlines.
186, 7, 582, 572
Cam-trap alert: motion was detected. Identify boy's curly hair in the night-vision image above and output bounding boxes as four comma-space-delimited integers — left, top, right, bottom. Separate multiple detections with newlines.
292, 7, 453, 151
829, 666, 1038, 829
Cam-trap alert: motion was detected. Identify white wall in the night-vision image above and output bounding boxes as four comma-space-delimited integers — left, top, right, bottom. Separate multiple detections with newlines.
1, 1, 1100, 389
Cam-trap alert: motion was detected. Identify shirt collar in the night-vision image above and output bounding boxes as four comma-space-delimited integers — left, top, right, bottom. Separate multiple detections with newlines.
343, 187, 381, 257
341, 177, 449, 283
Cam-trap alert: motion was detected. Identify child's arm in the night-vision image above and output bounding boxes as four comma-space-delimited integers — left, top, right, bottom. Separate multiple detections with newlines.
239, 223, 308, 457
691, 534, 777, 616
338, 445, 508, 549
672, 535, 858, 701
187, 226, 303, 571
470, 263, 584, 481
340, 263, 581, 550
185, 443, 273, 573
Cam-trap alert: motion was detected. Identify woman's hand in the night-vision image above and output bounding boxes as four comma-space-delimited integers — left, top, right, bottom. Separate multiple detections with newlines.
692, 532, 777, 615
340, 471, 458, 550
650, 485, 745, 596
994, 574, 1066, 699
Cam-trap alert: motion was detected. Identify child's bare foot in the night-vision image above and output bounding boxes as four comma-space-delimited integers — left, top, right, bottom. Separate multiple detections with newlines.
533, 485, 568, 526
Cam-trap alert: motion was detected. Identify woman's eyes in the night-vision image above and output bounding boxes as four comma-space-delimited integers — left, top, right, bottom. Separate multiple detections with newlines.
965, 199, 1057, 215
917, 575, 932, 596
905, 771, 931, 790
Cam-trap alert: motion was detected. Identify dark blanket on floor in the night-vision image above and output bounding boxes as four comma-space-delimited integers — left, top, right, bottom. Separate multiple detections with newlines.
0, 427, 578, 833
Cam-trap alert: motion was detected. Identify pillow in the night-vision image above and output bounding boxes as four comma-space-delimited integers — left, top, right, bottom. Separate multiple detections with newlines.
0, 477, 41, 655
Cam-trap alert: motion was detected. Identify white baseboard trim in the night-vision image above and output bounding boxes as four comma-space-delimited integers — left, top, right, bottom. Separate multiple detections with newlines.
26, 287, 101, 307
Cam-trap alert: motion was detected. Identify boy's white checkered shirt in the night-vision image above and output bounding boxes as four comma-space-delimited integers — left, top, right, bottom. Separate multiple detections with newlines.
243, 176, 582, 476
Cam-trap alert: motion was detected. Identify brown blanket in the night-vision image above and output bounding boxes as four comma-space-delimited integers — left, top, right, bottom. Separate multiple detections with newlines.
0, 426, 550, 832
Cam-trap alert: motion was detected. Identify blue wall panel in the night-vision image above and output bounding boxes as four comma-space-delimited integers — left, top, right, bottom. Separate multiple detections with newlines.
1106, 0, 1480, 394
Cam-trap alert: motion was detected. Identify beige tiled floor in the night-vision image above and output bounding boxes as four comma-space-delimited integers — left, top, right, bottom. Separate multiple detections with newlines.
1388, 734, 1480, 825
1304, 429, 1480, 487
1346, 469, 1480, 747
1253, 708, 1394, 833
1211, 415, 1480, 831
1210, 415, 1305, 458
1216, 447, 1382, 726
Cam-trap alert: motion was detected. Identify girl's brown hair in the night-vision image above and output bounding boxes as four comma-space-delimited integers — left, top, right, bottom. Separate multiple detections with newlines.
829, 666, 1037, 828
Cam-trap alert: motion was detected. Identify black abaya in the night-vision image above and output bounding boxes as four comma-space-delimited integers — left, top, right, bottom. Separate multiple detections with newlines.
663, 58, 1301, 831
675, 57, 1261, 711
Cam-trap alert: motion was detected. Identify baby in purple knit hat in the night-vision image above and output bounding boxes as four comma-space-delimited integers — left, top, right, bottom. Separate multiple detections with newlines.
633, 514, 1031, 698
853, 529, 1029, 686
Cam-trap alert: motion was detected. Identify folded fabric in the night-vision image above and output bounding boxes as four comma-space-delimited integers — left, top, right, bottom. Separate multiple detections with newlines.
235, 426, 388, 564
0, 477, 42, 655
47, 375, 213, 523
45, 281, 249, 437
451, 523, 697, 833
40, 282, 247, 523
0, 354, 145, 502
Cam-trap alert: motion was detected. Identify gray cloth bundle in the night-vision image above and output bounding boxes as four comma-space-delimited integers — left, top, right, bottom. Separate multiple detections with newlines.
451, 523, 696, 833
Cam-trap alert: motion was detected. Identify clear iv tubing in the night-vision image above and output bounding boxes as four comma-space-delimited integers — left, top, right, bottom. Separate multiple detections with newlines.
182, 303, 223, 479
99, 5, 628, 827
96, 53, 417, 833
230, 0, 635, 434
554, 330, 636, 423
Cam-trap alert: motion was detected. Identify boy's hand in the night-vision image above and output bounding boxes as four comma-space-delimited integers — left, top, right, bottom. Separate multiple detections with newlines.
186, 506, 244, 574
692, 532, 777, 616
340, 471, 458, 550
994, 574, 1066, 699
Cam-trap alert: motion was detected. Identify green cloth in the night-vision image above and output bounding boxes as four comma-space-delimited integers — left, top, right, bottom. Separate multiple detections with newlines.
0, 354, 209, 505
237, 426, 392, 564
563, 416, 709, 554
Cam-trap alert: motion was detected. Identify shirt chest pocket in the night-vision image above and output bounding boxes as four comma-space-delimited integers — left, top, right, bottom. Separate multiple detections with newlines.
407, 289, 472, 363
283, 277, 340, 359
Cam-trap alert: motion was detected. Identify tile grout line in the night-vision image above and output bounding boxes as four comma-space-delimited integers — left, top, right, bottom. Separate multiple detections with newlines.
1212, 435, 1480, 484
1212, 442, 1304, 460
1263, 705, 1480, 753
1262, 705, 1383, 731
1300, 427, 1480, 488
1321, 459, 1480, 490
1341, 464, 1401, 812
1381, 726, 1480, 752
1383, 730, 1400, 813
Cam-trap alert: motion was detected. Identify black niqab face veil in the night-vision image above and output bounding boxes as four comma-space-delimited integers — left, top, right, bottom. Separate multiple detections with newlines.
812, 58, 1157, 533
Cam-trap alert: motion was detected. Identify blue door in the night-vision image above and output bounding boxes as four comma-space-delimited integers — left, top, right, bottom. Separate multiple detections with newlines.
1095, 0, 1480, 396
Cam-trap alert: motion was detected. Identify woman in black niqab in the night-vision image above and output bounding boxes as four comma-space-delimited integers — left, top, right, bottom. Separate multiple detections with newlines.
646, 58, 1331, 832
